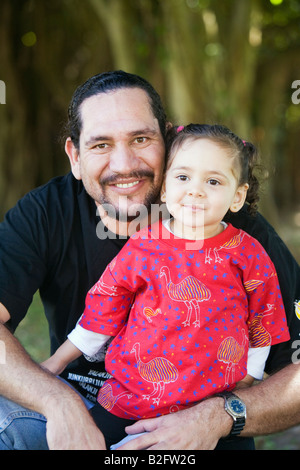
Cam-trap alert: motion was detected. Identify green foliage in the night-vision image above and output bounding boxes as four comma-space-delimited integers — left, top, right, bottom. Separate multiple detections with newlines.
15, 292, 50, 363
1, 0, 300, 227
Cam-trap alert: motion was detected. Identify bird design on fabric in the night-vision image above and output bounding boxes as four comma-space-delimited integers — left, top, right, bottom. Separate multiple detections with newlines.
97, 382, 133, 411
217, 329, 247, 386
89, 259, 119, 296
295, 300, 300, 320
143, 306, 162, 323
205, 230, 247, 264
243, 279, 264, 292
131, 342, 179, 405
248, 304, 274, 347
160, 266, 211, 328
89, 277, 118, 296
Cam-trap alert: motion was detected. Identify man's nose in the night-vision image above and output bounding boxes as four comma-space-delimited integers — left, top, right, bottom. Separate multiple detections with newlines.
109, 145, 139, 174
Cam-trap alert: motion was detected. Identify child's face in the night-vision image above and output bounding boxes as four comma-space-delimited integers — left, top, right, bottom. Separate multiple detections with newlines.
161, 138, 248, 239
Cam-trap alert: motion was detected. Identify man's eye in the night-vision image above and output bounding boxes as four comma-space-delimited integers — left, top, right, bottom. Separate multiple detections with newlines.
135, 137, 147, 144
96, 143, 108, 149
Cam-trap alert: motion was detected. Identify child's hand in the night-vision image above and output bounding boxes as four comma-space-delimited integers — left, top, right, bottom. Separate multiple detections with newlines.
235, 374, 254, 389
40, 339, 82, 376
41, 356, 65, 376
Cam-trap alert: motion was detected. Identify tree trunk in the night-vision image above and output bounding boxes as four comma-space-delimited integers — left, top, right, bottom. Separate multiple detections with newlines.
89, 0, 139, 73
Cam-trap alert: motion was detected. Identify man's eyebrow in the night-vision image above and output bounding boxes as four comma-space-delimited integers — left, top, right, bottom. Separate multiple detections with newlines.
129, 127, 158, 137
84, 135, 110, 147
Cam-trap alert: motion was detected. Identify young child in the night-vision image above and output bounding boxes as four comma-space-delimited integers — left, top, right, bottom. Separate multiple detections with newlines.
42, 124, 290, 447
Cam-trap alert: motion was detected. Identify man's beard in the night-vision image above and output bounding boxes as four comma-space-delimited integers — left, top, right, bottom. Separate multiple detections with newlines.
99, 171, 161, 222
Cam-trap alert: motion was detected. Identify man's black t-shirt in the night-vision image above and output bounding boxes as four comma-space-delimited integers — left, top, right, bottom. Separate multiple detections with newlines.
0, 173, 128, 401
0, 173, 299, 402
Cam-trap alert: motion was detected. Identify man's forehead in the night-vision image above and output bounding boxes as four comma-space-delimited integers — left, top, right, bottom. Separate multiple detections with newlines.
79, 88, 159, 138
80, 88, 153, 119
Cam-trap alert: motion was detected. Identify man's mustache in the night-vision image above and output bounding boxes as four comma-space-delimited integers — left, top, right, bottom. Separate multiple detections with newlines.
100, 170, 154, 185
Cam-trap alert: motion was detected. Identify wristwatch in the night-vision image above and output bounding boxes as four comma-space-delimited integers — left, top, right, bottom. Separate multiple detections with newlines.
216, 391, 246, 437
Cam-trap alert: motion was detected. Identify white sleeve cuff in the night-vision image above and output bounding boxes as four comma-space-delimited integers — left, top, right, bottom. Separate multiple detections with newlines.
68, 324, 111, 357
247, 346, 271, 380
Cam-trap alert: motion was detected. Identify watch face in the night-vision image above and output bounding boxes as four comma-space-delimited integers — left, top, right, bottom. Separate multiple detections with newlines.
227, 396, 246, 417
231, 399, 245, 414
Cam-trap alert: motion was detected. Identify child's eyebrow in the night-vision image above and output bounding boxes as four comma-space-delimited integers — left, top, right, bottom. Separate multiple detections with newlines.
170, 165, 191, 171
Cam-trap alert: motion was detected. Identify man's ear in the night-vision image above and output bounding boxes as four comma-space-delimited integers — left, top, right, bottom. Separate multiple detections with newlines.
65, 137, 81, 180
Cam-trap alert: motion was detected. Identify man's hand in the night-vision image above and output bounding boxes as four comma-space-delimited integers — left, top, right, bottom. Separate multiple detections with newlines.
118, 398, 232, 450
0, 321, 106, 450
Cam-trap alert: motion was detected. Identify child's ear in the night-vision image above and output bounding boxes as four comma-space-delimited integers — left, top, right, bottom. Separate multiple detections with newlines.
160, 181, 166, 202
230, 183, 249, 213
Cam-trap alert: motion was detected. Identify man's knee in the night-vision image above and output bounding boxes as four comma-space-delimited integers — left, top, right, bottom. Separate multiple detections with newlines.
0, 395, 48, 450
0, 417, 48, 450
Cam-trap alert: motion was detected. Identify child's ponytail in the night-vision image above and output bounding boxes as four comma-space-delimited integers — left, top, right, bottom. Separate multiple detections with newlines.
241, 141, 260, 216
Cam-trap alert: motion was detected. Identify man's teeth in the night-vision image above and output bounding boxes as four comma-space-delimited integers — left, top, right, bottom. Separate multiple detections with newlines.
115, 181, 140, 188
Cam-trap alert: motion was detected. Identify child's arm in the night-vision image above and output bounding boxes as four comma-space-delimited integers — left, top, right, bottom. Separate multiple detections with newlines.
41, 339, 82, 376
234, 345, 271, 389
235, 374, 255, 389
41, 325, 112, 376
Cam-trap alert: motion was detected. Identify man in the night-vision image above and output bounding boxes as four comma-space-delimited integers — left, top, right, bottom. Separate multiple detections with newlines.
0, 71, 299, 450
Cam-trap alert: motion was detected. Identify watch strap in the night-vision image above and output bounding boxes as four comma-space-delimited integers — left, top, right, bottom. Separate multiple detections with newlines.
230, 416, 245, 436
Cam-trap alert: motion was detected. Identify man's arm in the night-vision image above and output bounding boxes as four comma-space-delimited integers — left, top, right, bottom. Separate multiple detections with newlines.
0, 304, 106, 450
120, 363, 300, 450
0, 303, 10, 323
236, 363, 300, 436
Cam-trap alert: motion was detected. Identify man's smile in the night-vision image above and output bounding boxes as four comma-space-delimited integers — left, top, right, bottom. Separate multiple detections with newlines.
114, 180, 140, 189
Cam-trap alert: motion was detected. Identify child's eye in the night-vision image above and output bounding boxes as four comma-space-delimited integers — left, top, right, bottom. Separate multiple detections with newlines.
176, 174, 189, 181
208, 178, 220, 186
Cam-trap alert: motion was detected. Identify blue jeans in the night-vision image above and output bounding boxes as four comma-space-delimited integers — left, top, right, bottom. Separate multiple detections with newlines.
0, 379, 94, 450
0, 395, 48, 450
0, 384, 254, 450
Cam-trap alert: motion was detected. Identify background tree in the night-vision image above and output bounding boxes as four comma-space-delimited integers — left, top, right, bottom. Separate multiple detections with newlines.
2, 1, 299, 448
0, 0, 299, 259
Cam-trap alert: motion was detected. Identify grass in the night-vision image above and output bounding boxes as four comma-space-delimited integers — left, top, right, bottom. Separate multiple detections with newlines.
15, 292, 50, 363
255, 425, 300, 450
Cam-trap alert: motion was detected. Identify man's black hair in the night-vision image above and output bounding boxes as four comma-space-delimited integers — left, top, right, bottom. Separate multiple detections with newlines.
66, 70, 167, 149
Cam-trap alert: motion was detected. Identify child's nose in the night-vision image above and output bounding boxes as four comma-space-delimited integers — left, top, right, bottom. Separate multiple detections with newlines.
188, 184, 205, 197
